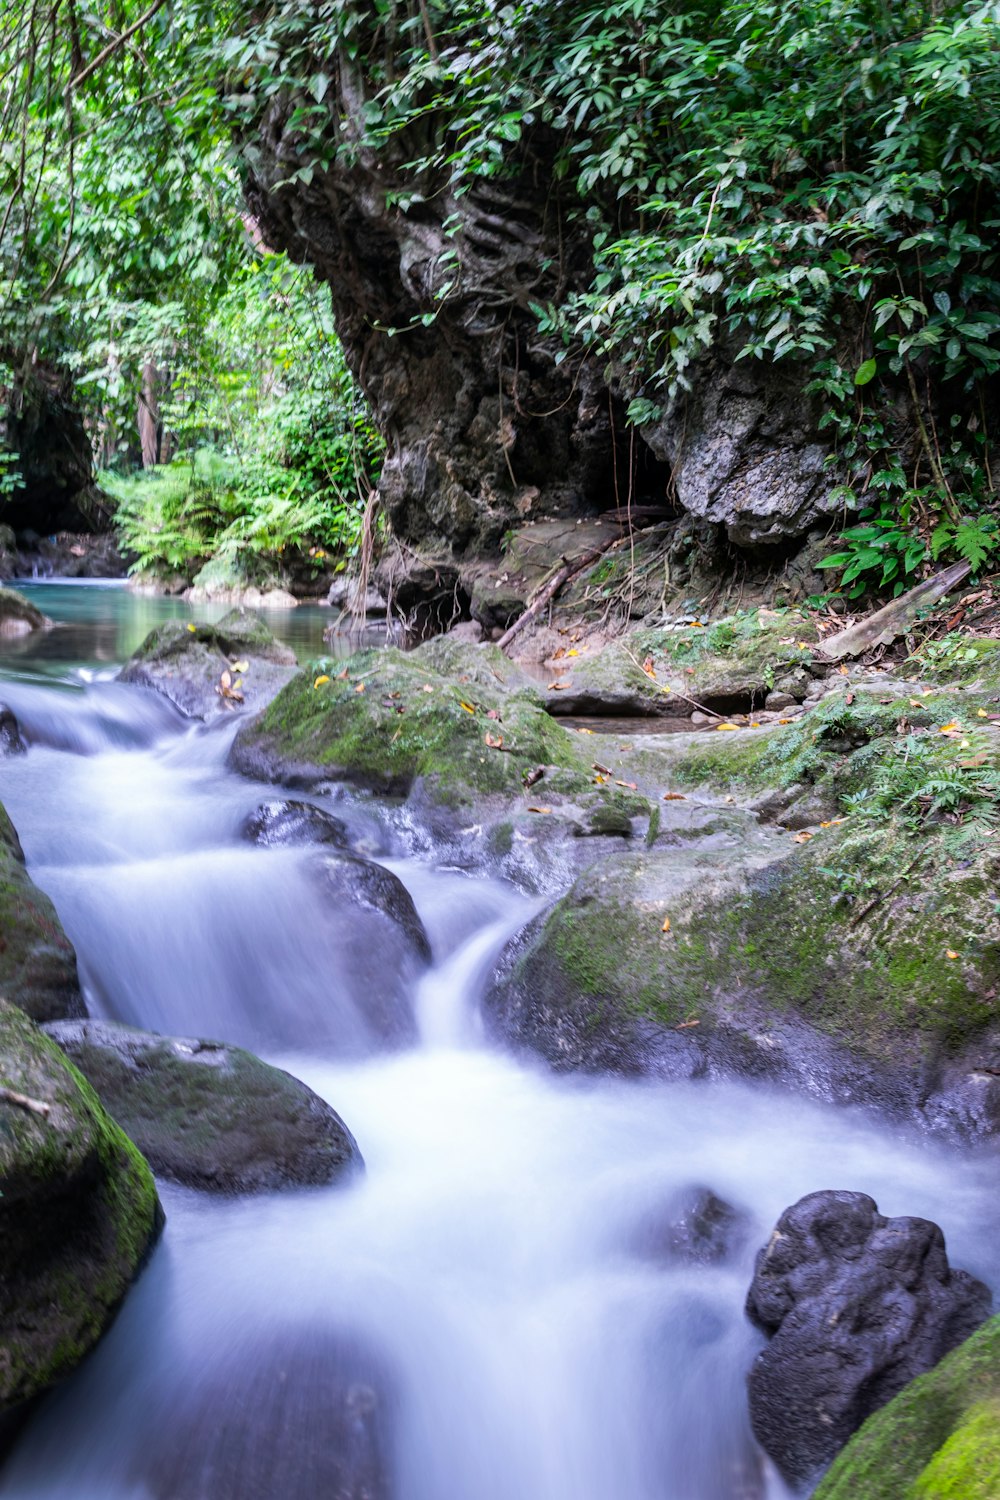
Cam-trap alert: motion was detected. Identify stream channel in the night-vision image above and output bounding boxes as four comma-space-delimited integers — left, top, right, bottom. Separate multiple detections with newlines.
1, 580, 998, 1500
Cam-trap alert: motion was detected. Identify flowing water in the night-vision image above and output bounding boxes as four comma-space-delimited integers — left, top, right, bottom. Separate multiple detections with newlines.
1, 582, 998, 1500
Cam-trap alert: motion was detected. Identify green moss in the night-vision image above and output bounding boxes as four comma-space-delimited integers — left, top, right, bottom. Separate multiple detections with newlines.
814, 1319, 1000, 1500
242, 643, 585, 807
0, 806, 81, 1021
0, 1003, 161, 1409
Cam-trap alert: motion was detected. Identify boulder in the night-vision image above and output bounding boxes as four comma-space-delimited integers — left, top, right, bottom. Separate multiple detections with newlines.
44, 1020, 363, 1193
0, 705, 25, 755
0, 586, 49, 637
631, 1186, 751, 1266
0, 801, 83, 1022
0, 1001, 162, 1430
814, 1315, 1000, 1500
241, 798, 352, 852
745, 1190, 991, 1484
315, 853, 432, 966
119, 607, 297, 719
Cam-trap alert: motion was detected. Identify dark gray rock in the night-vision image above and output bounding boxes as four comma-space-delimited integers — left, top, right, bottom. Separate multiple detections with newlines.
632, 1186, 751, 1266
0, 587, 49, 637
0, 801, 83, 1022
0, 705, 25, 755
316, 853, 431, 966
642, 358, 838, 547
745, 1190, 992, 1484
242, 799, 352, 852
119, 608, 297, 719
45, 1020, 363, 1194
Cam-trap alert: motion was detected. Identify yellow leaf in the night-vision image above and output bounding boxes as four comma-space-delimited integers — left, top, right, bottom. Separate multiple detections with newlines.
946, 949, 960, 961
459, 701, 476, 714
937, 721, 961, 735
978, 709, 989, 718
566, 648, 579, 657
793, 831, 813, 843
714, 723, 740, 732
355, 682, 366, 694
838, 664, 849, 676
187, 623, 197, 633
909, 699, 923, 708
778, 717, 794, 724
313, 675, 330, 689
661, 916, 671, 933
231, 659, 249, 673
575, 727, 594, 734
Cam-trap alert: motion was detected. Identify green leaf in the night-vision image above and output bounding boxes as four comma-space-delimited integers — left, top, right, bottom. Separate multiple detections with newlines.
854, 358, 878, 386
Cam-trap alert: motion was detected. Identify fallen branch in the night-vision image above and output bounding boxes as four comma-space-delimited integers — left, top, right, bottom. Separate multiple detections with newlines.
818, 560, 972, 662
496, 533, 625, 652
0, 1086, 50, 1118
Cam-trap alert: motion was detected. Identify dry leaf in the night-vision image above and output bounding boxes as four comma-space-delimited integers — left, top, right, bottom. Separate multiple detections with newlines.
487, 708, 500, 720
220, 670, 232, 690
423, 684, 434, 693
674, 1018, 700, 1030
642, 656, 656, 678
845, 692, 855, 706
959, 753, 988, 768
336, 667, 349, 681
838, 664, 850, 676
793, 831, 813, 843
662, 792, 687, 801
661, 916, 671, 933
946, 949, 960, 960
355, 682, 366, 694
615, 779, 638, 790
778, 717, 794, 724
522, 767, 544, 789
592, 762, 612, 775
484, 732, 504, 749
547, 680, 569, 691
231, 659, 249, 673
575, 727, 595, 734
527, 806, 552, 814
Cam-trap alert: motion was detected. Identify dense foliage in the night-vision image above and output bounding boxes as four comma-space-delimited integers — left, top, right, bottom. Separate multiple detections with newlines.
0, 0, 376, 578
4, 0, 1000, 593
230, 0, 1000, 593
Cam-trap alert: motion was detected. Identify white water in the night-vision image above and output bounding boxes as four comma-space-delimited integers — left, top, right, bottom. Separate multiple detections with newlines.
2, 599, 998, 1500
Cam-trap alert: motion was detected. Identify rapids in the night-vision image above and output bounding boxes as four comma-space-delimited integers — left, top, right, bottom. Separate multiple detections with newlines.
1, 582, 997, 1500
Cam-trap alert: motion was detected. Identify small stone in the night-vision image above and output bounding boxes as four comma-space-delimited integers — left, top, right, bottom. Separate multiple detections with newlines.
764, 690, 795, 711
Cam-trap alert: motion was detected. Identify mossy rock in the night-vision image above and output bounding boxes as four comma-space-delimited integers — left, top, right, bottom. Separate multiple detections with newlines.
0, 586, 49, 636
0, 800, 83, 1023
230, 640, 588, 807
119, 607, 297, 719
813, 1319, 1000, 1500
0, 1000, 162, 1423
484, 810, 1000, 1130
45, 1020, 363, 1193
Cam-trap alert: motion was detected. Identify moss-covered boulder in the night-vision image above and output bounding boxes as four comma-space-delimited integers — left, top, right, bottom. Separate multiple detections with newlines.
0, 586, 49, 637
230, 639, 585, 804
45, 1020, 363, 1193
0, 1001, 162, 1428
119, 607, 297, 719
813, 1318, 1000, 1500
0, 801, 83, 1022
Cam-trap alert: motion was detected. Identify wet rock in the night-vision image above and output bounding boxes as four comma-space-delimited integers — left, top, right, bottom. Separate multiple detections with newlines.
0, 1001, 162, 1431
136, 1326, 395, 1500
327, 577, 388, 616
45, 1020, 363, 1193
241, 798, 352, 852
0, 801, 83, 1022
763, 690, 795, 711
119, 607, 297, 719
633, 1186, 751, 1266
0, 586, 49, 637
745, 1190, 991, 1485
0, 705, 25, 755
15, 532, 127, 580
316, 853, 431, 966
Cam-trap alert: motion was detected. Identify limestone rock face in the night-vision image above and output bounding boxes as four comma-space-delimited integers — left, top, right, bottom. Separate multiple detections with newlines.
0, 1002, 162, 1429
745, 1190, 991, 1484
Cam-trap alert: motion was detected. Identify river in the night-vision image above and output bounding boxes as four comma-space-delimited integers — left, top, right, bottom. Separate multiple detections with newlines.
1, 581, 997, 1500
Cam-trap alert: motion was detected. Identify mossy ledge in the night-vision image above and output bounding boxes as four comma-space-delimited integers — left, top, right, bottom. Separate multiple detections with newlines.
813, 1318, 1000, 1500
0, 1001, 163, 1430
0, 798, 83, 1023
